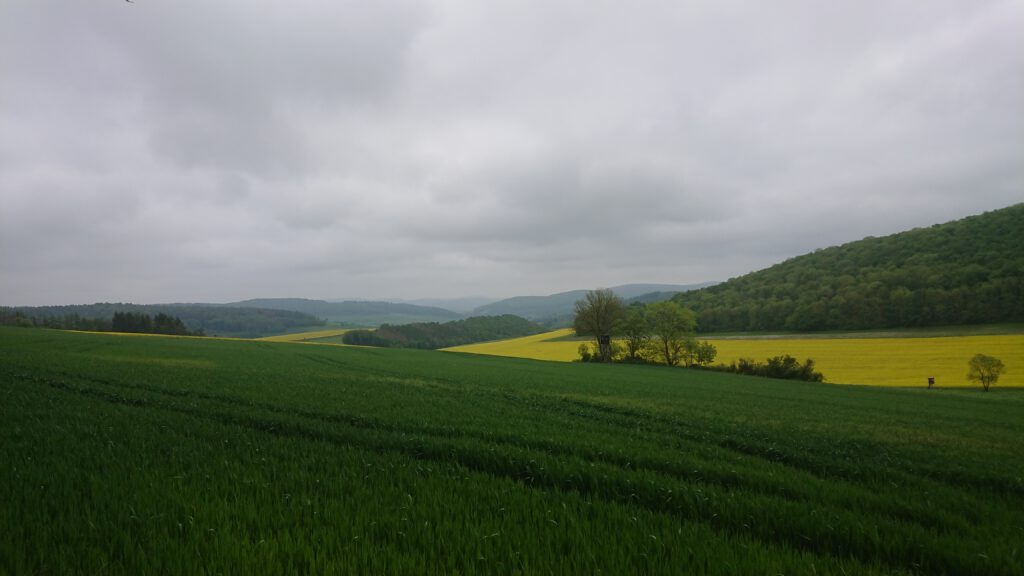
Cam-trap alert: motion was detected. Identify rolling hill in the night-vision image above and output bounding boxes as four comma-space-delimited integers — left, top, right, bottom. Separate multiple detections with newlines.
227, 298, 462, 326
373, 296, 500, 314
471, 283, 715, 327
0, 302, 322, 338
673, 203, 1024, 333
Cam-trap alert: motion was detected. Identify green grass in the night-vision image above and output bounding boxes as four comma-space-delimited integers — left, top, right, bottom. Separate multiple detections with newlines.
2, 326, 1023, 574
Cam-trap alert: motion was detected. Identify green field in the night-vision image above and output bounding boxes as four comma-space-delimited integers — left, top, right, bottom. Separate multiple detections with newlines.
2, 326, 1023, 574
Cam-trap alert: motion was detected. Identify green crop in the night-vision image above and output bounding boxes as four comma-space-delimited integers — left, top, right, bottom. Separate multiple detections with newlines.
2, 327, 1022, 574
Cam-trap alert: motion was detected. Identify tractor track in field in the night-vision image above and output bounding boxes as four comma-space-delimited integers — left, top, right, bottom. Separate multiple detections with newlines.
8, 367, 1010, 576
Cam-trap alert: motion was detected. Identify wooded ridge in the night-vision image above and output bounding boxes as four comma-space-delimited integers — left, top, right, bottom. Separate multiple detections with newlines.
672, 204, 1024, 333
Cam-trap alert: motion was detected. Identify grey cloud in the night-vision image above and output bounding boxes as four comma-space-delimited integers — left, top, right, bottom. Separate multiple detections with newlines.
1, 0, 1022, 305
130, 1, 428, 177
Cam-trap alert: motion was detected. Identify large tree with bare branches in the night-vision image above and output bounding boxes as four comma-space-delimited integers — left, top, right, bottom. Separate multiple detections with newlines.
573, 289, 625, 362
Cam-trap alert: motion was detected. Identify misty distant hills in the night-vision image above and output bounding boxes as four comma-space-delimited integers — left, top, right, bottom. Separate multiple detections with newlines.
5, 298, 469, 336
226, 298, 462, 326
261, 284, 717, 329
9, 198, 1018, 338
399, 296, 500, 313
5, 285, 723, 337
330, 296, 500, 314
672, 203, 1024, 332
2, 302, 321, 338
469, 283, 716, 327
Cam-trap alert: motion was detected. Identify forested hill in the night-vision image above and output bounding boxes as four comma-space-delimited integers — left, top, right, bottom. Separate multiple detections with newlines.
342, 315, 545, 349
672, 204, 1024, 333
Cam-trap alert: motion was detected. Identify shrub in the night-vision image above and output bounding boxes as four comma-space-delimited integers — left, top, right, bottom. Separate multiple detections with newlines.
577, 342, 593, 362
715, 355, 825, 383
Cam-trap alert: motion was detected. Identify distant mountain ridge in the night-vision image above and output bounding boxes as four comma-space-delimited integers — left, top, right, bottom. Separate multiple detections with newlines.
226, 298, 462, 326
2, 302, 321, 338
332, 296, 500, 314
672, 203, 1024, 333
470, 283, 716, 326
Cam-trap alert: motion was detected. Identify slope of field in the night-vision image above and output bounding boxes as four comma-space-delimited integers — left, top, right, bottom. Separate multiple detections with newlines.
257, 328, 352, 342
446, 330, 1024, 387
445, 327, 577, 360
2, 326, 1023, 574
673, 203, 1024, 332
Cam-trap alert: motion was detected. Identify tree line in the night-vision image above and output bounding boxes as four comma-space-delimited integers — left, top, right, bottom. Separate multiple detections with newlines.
574, 289, 824, 382
574, 289, 717, 366
342, 315, 545, 349
671, 204, 1023, 333
111, 311, 196, 335
0, 309, 200, 336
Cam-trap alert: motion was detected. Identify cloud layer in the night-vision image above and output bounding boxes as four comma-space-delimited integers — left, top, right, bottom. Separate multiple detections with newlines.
2, 0, 1021, 305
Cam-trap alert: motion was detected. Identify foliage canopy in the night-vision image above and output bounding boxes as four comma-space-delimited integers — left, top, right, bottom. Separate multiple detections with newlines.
672, 204, 1024, 332
644, 301, 697, 366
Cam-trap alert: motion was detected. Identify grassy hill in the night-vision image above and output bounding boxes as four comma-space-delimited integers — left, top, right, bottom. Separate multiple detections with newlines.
2, 326, 1022, 574
227, 298, 463, 326
472, 283, 715, 327
673, 204, 1024, 333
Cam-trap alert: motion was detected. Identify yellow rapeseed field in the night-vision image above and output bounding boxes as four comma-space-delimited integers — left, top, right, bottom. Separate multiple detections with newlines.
445, 329, 594, 361
257, 328, 351, 342
709, 335, 1023, 387
446, 328, 578, 361
445, 330, 1024, 387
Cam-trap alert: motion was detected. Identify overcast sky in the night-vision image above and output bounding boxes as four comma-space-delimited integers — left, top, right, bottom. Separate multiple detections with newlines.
1, 0, 1021, 306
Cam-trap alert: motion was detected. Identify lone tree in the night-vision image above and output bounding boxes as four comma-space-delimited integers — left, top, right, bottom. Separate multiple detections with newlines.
967, 354, 1006, 392
644, 300, 696, 366
573, 289, 625, 362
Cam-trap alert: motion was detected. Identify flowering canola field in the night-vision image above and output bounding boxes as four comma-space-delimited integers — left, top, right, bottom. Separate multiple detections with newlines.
445, 330, 1024, 387
257, 328, 351, 342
